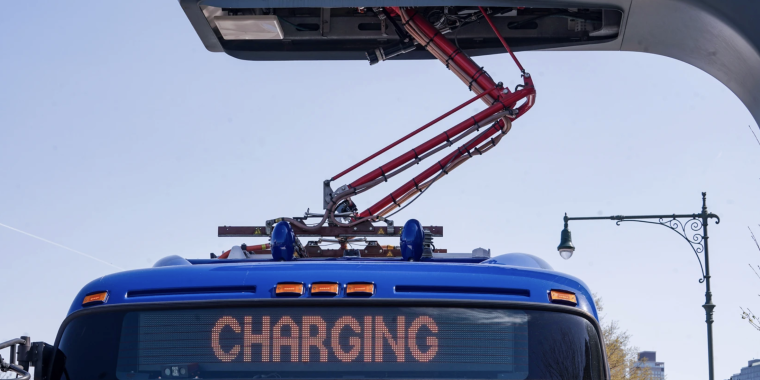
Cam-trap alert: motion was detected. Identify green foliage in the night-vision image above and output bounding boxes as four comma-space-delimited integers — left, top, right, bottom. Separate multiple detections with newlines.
594, 294, 653, 380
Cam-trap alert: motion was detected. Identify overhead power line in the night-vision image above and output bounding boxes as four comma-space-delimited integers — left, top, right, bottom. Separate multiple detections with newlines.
0, 222, 123, 270
749, 124, 760, 147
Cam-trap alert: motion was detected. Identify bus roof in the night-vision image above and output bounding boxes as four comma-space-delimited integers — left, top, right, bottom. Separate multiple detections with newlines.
68, 253, 598, 320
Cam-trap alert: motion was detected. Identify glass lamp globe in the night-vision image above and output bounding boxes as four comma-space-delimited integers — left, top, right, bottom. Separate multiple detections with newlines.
559, 248, 574, 260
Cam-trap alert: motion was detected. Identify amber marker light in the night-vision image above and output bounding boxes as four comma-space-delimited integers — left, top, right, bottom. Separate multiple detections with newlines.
275, 283, 304, 296
310, 282, 339, 296
549, 290, 577, 305
82, 291, 109, 306
346, 283, 375, 296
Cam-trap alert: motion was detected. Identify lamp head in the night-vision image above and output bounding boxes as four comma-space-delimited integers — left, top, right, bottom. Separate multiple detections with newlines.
557, 217, 575, 260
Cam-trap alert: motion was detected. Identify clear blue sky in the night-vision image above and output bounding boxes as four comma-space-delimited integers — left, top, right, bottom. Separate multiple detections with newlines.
1, 2, 759, 380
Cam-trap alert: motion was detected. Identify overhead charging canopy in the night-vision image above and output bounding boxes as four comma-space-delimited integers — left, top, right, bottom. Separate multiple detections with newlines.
179, 0, 760, 123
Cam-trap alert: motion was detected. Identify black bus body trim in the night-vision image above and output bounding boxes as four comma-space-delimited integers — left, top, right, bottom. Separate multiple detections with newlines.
51, 298, 609, 380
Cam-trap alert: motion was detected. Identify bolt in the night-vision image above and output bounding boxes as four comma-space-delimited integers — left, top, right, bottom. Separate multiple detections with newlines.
353, 227, 358, 231
370, 227, 374, 231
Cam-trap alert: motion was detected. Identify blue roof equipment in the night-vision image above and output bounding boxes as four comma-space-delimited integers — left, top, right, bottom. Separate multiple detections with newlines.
400, 219, 424, 261
270, 220, 296, 261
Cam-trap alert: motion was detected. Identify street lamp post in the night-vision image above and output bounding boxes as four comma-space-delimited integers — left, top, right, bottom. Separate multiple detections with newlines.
558, 192, 719, 380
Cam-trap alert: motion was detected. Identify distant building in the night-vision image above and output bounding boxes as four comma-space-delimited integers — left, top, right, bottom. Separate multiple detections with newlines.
633, 351, 665, 380
726, 359, 760, 380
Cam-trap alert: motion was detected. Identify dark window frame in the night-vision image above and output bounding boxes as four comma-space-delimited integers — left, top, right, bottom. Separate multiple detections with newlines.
50, 299, 610, 380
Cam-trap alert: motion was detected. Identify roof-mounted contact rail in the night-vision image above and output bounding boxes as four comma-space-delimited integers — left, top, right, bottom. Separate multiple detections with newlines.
215, 222, 445, 259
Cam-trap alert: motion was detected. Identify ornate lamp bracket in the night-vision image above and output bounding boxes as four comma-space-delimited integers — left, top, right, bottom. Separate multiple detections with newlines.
613, 213, 720, 283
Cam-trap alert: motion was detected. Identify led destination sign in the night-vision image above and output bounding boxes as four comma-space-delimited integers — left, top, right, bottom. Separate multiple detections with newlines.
210, 314, 441, 363
117, 307, 529, 377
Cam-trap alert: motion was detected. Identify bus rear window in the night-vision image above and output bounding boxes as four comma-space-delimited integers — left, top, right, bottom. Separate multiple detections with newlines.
53, 306, 603, 380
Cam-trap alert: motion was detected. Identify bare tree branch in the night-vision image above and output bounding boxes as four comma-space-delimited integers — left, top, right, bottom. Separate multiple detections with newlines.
741, 307, 760, 331
750, 226, 760, 252
749, 264, 760, 280
744, 226, 760, 332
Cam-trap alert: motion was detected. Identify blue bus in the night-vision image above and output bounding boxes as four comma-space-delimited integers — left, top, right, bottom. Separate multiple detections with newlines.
3, 1, 758, 379
1, 236, 606, 380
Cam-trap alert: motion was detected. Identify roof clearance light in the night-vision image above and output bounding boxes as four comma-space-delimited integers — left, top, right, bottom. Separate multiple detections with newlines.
275, 283, 304, 296
82, 291, 109, 306
549, 290, 577, 306
311, 283, 339, 296
346, 283, 375, 296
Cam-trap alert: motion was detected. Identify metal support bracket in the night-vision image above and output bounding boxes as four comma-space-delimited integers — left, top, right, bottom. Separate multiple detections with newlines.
220, 224, 442, 238
613, 215, 718, 283
323, 180, 333, 210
